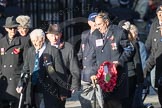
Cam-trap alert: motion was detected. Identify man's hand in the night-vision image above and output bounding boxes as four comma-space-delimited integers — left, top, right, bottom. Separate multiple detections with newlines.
143, 76, 151, 89
16, 86, 23, 94
90, 75, 97, 88
60, 96, 67, 101
113, 61, 119, 67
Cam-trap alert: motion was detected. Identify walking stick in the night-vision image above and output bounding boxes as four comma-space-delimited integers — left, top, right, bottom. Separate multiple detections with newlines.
18, 93, 23, 108
93, 85, 97, 108
18, 73, 29, 108
92, 78, 97, 108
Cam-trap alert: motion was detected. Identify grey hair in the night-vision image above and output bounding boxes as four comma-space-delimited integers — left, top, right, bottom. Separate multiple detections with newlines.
30, 29, 45, 39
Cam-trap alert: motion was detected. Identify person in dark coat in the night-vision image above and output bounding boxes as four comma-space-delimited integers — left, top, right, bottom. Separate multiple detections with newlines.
46, 24, 81, 108
0, 16, 28, 108
144, 5, 162, 108
119, 21, 145, 108
91, 12, 134, 108
78, 12, 103, 108
145, 5, 162, 52
15, 15, 33, 108
16, 29, 67, 108
16, 15, 32, 57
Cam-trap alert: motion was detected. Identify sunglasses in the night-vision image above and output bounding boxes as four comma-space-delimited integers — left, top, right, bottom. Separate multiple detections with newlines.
8, 27, 17, 30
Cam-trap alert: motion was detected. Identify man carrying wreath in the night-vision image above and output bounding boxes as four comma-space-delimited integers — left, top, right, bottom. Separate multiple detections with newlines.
91, 12, 134, 108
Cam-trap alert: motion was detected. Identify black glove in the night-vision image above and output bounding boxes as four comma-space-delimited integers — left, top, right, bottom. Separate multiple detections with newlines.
143, 76, 151, 89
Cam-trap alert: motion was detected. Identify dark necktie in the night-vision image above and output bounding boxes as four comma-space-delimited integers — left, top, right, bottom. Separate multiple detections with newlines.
32, 51, 39, 85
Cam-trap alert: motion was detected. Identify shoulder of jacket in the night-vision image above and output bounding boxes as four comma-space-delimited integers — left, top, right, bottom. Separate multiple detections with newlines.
110, 24, 122, 31
81, 30, 90, 37
64, 42, 73, 47
82, 30, 90, 34
47, 44, 59, 52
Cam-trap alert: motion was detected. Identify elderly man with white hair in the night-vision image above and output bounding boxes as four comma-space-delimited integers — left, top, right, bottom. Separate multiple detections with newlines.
16, 29, 67, 108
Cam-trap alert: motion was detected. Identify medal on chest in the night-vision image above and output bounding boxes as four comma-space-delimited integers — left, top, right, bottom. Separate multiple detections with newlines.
111, 42, 117, 50
1, 48, 5, 55
82, 44, 85, 51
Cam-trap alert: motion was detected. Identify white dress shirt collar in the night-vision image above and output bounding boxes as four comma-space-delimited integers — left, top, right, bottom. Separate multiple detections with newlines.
36, 43, 46, 58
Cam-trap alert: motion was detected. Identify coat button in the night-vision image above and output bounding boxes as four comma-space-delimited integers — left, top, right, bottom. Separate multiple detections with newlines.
101, 50, 103, 52
84, 57, 87, 60
11, 52, 14, 54
83, 66, 86, 69
4, 65, 6, 68
9, 78, 12, 80
46, 76, 49, 78
9, 65, 12, 67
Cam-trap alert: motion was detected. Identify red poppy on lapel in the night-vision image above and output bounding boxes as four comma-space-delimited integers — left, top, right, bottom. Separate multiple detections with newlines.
96, 61, 117, 92
59, 42, 64, 49
13, 48, 20, 54
109, 35, 114, 41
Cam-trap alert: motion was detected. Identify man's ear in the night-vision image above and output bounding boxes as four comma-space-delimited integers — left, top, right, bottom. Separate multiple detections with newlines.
105, 19, 109, 26
5, 28, 9, 32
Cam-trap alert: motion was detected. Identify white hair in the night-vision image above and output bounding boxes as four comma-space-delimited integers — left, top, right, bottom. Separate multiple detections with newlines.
30, 29, 45, 39
122, 21, 130, 31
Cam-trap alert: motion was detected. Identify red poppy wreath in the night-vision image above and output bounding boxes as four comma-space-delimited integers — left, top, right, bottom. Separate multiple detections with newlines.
96, 61, 118, 92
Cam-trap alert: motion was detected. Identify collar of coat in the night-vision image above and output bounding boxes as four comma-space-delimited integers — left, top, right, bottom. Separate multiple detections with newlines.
58, 41, 64, 49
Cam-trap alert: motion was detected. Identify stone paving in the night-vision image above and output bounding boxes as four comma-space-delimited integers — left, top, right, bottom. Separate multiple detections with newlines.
65, 87, 161, 108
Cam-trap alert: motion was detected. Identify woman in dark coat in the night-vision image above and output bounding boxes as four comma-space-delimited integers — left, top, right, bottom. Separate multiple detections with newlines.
119, 22, 145, 108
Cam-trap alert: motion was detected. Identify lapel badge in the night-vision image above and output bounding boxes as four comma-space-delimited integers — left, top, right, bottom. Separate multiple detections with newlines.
154, 38, 157, 42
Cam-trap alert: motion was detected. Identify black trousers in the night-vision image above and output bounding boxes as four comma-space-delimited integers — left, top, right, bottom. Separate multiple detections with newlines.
0, 100, 18, 108
122, 75, 136, 108
158, 86, 162, 108
104, 99, 122, 108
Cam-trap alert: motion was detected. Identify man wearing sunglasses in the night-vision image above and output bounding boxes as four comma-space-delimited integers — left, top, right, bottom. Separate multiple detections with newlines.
0, 16, 29, 108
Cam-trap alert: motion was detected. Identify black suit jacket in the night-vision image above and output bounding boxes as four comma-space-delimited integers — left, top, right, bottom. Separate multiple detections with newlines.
95, 25, 134, 100
19, 43, 67, 107
77, 30, 98, 82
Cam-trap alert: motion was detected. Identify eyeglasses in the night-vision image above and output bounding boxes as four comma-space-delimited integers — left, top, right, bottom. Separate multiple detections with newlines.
8, 27, 17, 30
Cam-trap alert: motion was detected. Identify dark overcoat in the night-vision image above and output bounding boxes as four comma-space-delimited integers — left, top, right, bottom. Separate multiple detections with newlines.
58, 42, 80, 97
77, 30, 98, 82
19, 44, 67, 108
0, 35, 28, 102
94, 25, 134, 100
144, 19, 162, 87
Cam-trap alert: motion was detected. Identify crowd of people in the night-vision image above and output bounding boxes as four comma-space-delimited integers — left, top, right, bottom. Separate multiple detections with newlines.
0, 0, 162, 108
